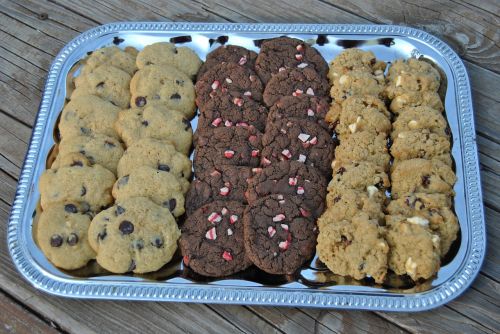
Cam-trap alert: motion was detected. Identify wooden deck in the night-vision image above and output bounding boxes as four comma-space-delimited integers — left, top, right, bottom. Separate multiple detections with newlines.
0, 0, 498, 333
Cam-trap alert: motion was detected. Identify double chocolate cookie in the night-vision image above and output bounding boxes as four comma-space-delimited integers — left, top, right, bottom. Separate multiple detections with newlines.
197, 45, 258, 81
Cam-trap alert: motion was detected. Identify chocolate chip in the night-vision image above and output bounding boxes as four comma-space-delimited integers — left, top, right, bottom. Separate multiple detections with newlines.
336, 167, 346, 175
115, 205, 125, 216
173, 47, 178, 54
169, 35, 192, 44
316, 34, 329, 46
104, 140, 116, 148
80, 186, 87, 196
405, 197, 412, 207
170, 93, 181, 100
119, 220, 134, 235
422, 175, 431, 188
135, 96, 147, 107
133, 239, 144, 250
128, 260, 136, 272
175, 79, 184, 86
118, 175, 129, 187
98, 229, 107, 241
163, 198, 176, 212
86, 156, 95, 165
80, 127, 91, 135
81, 202, 90, 213
333, 196, 341, 203
86, 51, 93, 56
96, 82, 105, 89
445, 126, 451, 136
50, 235, 63, 247
153, 237, 164, 248
359, 262, 365, 270
70, 160, 83, 167
158, 164, 170, 172
113, 36, 125, 45
67, 233, 79, 246
141, 120, 149, 126
64, 204, 78, 213
340, 235, 352, 247
182, 118, 191, 130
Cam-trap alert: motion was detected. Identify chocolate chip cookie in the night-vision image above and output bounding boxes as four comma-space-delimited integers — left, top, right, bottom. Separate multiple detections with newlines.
197, 45, 258, 81
389, 91, 444, 114
180, 201, 251, 277
391, 106, 449, 139
82, 45, 137, 76
391, 129, 452, 165
243, 194, 317, 275
334, 131, 390, 170
330, 71, 384, 103
385, 58, 441, 99
328, 48, 386, 82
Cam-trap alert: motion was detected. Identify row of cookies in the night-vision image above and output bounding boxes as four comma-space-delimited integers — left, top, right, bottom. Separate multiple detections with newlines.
37, 42, 202, 273
245, 37, 334, 275
385, 58, 458, 280
317, 49, 392, 283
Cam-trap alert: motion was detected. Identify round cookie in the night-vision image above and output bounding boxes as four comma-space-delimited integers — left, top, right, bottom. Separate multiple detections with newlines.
197, 94, 268, 132
59, 94, 121, 140
334, 131, 390, 170
243, 194, 317, 275
322, 189, 385, 230
185, 166, 254, 216
390, 158, 456, 199
391, 106, 449, 139
328, 48, 386, 82
330, 71, 384, 103
391, 129, 452, 165
115, 104, 192, 154
197, 45, 258, 81
385, 58, 441, 99
180, 201, 251, 277
387, 193, 459, 256
267, 95, 331, 131
39, 164, 115, 212
112, 166, 187, 217
88, 197, 180, 274
385, 215, 441, 280
73, 64, 131, 109
316, 213, 389, 283
53, 133, 124, 174
136, 42, 202, 79
263, 68, 329, 107
261, 118, 335, 175
82, 46, 137, 76
389, 91, 444, 114
193, 126, 263, 175
37, 203, 96, 270
245, 160, 327, 218
255, 37, 328, 84
130, 64, 196, 118
195, 63, 263, 108
117, 138, 192, 179
327, 161, 390, 198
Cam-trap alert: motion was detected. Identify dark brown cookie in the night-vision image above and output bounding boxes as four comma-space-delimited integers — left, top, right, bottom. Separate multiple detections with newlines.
243, 194, 317, 275
263, 68, 329, 107
180, 201, 251, 277
193, 126, 263, 175
255, 37, 328, 84
197, 45, 258, 81
198, 94, 268, 132
261, 118, 335, 175
195, 63, 263, 108
267, 95, 331, 132
185, 165, 255, 216
246, 161, 327, 217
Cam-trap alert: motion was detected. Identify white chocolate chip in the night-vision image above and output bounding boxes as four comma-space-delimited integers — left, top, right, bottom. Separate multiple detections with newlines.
408, 120, 418, 129
367, 185, 378, 197
407, 216, 429, 226
331, 160, 337, 169
395, 75, 402, 87
398, 132, 406, 139
339, 75, 349, 85
405, 257, 417, 276
348, 122, 357, 133
432, 234, 441, 249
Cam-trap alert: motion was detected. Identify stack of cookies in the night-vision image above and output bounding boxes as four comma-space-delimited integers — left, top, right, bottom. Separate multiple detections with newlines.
384, 58, 458, 281
245, 37, 333, 276
317, 49, 391, 283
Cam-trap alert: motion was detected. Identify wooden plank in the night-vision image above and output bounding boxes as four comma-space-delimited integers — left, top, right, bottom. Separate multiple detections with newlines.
207, 305, 282, 334
0, 290, 60, 334
482, 207, 500, 280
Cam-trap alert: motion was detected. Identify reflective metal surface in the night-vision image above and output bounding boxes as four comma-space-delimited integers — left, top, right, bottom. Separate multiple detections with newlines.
7, 22, 485, 310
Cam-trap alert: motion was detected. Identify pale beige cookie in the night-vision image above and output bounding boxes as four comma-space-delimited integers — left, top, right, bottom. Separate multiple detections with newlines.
328, 48, 386, 83
334, 131, 390, 170
385, 58, 441, 99
136, 42, 202, 79
112, 166, 187, 217
88, 197, 180, 274
387, 193, 459, 256
39, 164, 115, 212
117, 138, 192, 179
391, 129, 451, 165
130, 64, 196, 118
73, 64, 131, 109
330, 71, 385, 103
50, 152, 91, 169
59, 95, 121, 140
385, 214, 441, 280
328, 161, 390, 198
391, 158, 456, 199
317, 213, 389, 283
390, 91, 444, 114
82, 46, 137, 76
391, 106, 449, 139
37, 203, 95, 270
53, 133, 124, 174
114, 104, 193, 154
321, 189, 385, 230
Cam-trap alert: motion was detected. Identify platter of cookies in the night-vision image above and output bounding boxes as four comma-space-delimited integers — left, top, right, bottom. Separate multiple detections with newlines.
7, 23, 485, 311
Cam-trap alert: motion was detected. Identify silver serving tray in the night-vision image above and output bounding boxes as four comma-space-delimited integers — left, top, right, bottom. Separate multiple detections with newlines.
7, 22, 486, 311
